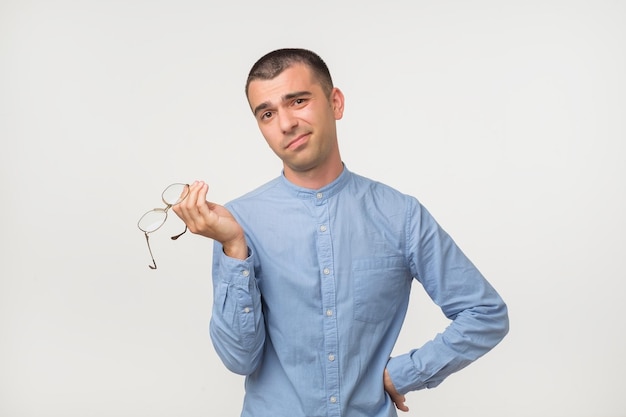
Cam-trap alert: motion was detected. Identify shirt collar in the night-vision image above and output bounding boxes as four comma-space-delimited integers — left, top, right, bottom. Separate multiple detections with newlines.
280, 164, 351, 201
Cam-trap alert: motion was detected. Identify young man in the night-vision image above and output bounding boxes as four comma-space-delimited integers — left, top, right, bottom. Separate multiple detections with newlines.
173, 48, 509, 417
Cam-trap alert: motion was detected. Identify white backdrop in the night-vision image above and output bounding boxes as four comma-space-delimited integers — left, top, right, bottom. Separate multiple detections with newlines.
1, 1, 625, 416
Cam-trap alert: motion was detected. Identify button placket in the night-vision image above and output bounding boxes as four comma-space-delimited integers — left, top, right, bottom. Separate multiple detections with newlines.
314, 197, 340, 415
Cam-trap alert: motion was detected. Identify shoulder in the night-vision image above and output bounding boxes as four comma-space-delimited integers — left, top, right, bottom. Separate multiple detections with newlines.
348, 171, 417, 206
224, 176, 287, 220
227, 177, 282, 204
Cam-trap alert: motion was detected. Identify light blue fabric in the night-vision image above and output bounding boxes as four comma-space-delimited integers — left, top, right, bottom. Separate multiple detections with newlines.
210, 166, 509, 417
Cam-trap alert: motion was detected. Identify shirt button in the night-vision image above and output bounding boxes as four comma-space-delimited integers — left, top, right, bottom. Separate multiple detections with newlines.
243, 307, 250, 313
328, 354, 335, 361
323, 268, 330, 275
316, 192, 323, 199
320, 225, 327, 232
326, 309, 333, 317
242, 269, 250, 277
329, 396, 337, 404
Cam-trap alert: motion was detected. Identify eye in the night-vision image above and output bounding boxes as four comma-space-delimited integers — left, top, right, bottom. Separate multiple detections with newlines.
260, 111, 273, 120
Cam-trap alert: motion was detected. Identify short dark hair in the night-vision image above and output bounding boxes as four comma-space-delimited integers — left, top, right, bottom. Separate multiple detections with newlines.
245, 48, 334, 98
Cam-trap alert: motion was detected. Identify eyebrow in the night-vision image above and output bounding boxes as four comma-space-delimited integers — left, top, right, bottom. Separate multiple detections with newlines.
252, 90, 312, 117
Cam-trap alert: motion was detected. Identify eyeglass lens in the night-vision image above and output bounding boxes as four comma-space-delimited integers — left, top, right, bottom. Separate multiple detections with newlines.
162, 183, 189, 205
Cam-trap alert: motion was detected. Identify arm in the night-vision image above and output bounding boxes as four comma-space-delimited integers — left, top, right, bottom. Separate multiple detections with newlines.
172, 181, 265, 374
209, 242, 265, 375
387, 199, 509, 394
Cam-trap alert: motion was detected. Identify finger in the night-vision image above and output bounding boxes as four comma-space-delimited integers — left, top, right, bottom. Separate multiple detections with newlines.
393, 394, 409, 412
186, 181, 203, 206
181, 181, 205, 213
175, 181, 203, 221
195, 181, 210, 210
191, 183, 218, 224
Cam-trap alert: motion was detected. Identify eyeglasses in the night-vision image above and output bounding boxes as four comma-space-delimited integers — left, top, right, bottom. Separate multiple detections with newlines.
137, 183, 190, 270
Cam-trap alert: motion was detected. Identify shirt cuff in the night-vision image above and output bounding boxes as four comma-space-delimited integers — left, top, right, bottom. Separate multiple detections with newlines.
217, 246, 254, 285
386, 353, 420, 395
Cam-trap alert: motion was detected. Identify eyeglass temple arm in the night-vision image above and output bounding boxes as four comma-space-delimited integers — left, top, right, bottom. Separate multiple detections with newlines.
171, 225, 188, 241
144, 232, 157, 270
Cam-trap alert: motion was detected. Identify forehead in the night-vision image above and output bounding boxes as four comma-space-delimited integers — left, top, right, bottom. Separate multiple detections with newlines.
247, 64, 320, 108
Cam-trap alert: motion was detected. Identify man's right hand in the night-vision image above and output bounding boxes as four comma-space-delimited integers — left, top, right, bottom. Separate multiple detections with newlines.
172, 181, 248, 260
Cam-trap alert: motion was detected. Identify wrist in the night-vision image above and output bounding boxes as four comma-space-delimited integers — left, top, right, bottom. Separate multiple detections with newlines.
222, 236, 248, 260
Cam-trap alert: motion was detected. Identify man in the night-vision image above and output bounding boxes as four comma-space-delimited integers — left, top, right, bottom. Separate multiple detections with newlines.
173, 48, 509, 417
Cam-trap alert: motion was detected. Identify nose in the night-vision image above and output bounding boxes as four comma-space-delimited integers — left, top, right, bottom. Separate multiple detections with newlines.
277, 109, 298, 133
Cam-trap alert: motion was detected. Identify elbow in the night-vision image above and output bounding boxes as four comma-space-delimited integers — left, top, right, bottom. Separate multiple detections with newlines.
464, 299, 510, 352
209, 322, 265, 376
487, 300, 510, 346
219, 354, 263, 376
215, 344, 264, 376
499, 302, 510, 340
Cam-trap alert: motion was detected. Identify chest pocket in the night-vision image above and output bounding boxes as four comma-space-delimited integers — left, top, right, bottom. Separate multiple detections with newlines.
352, 257, 411, 324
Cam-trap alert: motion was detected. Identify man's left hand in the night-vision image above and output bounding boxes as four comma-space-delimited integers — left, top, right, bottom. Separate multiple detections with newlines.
384, 368, 409, 412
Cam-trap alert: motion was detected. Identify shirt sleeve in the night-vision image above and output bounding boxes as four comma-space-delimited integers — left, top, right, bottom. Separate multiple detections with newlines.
209, 241, 266, 376
386, 198, 509, 394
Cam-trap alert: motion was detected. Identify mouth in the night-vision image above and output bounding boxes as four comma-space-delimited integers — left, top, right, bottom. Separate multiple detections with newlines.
285, 133, 311, 150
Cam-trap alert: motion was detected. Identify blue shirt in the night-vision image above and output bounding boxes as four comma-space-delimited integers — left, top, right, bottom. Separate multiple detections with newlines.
210, 166, 509, 417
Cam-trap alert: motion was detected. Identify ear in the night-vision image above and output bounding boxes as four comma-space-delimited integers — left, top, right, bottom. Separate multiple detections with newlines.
330, 87, 345, 120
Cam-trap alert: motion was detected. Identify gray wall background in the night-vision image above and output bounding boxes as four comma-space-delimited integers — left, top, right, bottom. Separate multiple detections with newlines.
1, 1, 624, 416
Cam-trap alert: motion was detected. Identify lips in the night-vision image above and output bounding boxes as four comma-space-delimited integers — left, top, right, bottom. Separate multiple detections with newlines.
285, 133, 311, 150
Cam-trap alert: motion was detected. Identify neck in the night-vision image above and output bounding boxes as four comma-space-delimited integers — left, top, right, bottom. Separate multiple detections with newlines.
284, 156, 344, 190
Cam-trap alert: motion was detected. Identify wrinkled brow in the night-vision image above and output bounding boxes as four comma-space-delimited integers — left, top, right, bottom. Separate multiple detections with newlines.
252, 90, 312, 117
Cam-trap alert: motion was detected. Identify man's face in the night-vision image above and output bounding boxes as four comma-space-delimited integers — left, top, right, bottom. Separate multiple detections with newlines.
247, 64, 344, 177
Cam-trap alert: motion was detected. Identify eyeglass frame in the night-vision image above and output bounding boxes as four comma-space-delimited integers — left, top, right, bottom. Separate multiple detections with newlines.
137, 183, 190, 270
